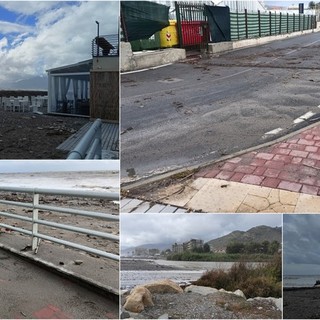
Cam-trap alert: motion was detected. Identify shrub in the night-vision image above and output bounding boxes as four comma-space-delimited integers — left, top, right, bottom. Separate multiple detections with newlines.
193, 254, 281, 298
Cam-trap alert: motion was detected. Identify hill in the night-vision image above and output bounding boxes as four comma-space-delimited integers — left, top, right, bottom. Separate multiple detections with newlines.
206, 225, 281, 252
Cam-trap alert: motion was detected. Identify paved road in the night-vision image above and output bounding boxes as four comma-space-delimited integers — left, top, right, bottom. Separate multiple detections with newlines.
121, 32, 320, 181
0, 249, 118, 319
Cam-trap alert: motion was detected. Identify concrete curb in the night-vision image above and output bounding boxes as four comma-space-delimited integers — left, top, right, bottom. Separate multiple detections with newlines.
0, 242, 120, 302
122, 120, 320, 192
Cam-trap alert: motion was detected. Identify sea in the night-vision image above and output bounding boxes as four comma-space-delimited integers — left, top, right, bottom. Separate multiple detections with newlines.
283, 275, 320, 288
0, 171, 119, 193
121, 258, 259, 290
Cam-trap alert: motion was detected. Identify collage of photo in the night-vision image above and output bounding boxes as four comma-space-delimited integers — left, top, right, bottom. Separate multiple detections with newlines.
1, 0, 320, 319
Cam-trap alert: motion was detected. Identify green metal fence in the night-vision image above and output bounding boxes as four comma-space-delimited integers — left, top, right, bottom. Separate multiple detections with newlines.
230, 10, 317, 41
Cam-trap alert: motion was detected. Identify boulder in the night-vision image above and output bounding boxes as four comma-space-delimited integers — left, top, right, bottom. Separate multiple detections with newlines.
144, 279, 183, 294
185, 285, 219, 295
123, 286, 154, 313
233, 289, 246, 299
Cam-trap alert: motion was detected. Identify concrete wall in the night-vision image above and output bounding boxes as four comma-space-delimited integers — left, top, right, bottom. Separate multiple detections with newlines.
208, 27, 320, 55
121, 41, 186, 72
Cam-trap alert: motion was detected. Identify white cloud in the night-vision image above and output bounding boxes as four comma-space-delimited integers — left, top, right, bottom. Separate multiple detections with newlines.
0, 1, 119, 87
0, 20, 33, 34
0, 1, 59, 15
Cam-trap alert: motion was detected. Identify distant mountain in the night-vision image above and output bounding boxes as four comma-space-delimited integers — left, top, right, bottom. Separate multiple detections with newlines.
3, 75, 48, 90
121, 242, 172, 256
206, 225, 281, 252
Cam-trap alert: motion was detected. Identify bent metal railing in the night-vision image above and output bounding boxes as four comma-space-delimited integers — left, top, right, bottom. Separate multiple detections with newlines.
0, 186, 119, 261
67, 118, 102, 159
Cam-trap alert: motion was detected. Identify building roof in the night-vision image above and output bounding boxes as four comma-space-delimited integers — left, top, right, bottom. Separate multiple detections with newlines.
47, 59, 92, 74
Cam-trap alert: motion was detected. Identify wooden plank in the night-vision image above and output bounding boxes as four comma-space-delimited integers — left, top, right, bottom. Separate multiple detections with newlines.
145, 203, 167, 213
160, 205, 179, 213
130, 202, 152, 213
175, 208, 188, 213
121, 199, 144, 213
120, 198, 132, 208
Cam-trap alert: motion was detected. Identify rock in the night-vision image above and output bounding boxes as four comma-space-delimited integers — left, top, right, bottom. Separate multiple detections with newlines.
120, 311, 131, 319
144, 279, 183, 294
158, 314, 169, 319
124, 286, 154, 313
74, 260, 83, 265
233, 289, 246, 299
185, 285, 219, 295
248, 297, 283, 311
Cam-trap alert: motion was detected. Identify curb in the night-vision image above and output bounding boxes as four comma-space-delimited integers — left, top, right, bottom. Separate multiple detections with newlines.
0, 242, 120, 303
122, 120, 320, 192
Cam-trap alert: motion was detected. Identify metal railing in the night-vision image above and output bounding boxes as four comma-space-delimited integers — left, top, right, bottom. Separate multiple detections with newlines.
67, 118, 102, 159
92, 34, 119, 57
0, 186, 119, 261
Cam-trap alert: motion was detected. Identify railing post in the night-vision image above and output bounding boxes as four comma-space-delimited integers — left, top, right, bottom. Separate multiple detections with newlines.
32, 193, 39, 252
279, 12, 282, 34
245, 9, 248, 39
269, 11, 272, 35
258, 10, 261, 37
287, 13, 289, 33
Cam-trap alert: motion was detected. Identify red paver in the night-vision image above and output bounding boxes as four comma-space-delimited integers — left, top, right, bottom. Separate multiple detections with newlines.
301, 185, 319, 195
221, 162, 237, 171
234, 165, 256, 174
308, 153, 320, 161
253, 166, 266, 175
288, 143, 305, 151
298, 138, 315, 146
241, 174, 264, 185
264, 168, 281, 178
261, 177, 280, 188
33, 305, 70, 319
305, 146, 318, 153
230, 172, 245, 182
278, 181, 302, 192
215, 170, 234, 180
255, 152, 274, 160
198, 124, 320, 196
273, 148, 291, 155
203, 169, 220, 178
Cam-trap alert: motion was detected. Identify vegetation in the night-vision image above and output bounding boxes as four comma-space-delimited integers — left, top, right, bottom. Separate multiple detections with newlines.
166, 252, 276, 262
192, 254, 282, 299
226, 240, 280, 255
167, 240, 280, 262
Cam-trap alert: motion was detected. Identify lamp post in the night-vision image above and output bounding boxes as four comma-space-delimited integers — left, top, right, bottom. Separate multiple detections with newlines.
95, 20, 100, 38
95, 20, 100, 57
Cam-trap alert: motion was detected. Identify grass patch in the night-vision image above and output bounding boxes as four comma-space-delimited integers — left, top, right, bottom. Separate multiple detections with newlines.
192, 255, 281, 298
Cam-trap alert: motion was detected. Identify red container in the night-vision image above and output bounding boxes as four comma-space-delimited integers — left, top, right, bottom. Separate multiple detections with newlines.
181, 20, 209, 46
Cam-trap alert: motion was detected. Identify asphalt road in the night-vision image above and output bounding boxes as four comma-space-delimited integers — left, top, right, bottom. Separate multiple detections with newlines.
121, 31, 320, 181
0, 249, 118, 319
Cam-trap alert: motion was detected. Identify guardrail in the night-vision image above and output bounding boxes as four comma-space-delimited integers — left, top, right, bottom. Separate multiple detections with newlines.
0, 186, 119, 261
67, 118, 102, 159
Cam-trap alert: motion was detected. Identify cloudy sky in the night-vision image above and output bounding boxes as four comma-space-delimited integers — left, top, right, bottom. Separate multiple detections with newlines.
284, 214, 320, 275
0, 159, 119, 173
121, 213, 281, 249
0, 1, 119, 88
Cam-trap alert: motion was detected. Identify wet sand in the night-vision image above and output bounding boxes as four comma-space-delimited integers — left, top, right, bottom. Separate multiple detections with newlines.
283, 287, 320, 319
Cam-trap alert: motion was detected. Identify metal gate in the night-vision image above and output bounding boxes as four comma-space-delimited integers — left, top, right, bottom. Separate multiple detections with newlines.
175, 2, 209, 50
205, 5, 231, 42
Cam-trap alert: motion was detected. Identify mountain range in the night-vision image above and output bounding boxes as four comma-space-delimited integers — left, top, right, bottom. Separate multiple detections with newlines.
121, 225, 281, 255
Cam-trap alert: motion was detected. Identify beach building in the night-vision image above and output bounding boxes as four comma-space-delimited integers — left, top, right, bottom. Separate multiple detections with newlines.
47, 34, 119, 121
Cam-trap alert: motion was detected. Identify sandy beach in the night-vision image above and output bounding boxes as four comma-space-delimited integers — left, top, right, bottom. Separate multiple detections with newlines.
283, 287, 320, 319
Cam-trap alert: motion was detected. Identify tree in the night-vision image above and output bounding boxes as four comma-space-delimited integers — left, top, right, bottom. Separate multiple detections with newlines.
309, 1, 316, 9
203, 243, 211, 253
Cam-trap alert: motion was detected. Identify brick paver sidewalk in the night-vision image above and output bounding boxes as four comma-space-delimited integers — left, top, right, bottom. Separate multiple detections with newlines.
196, 124, 320, 196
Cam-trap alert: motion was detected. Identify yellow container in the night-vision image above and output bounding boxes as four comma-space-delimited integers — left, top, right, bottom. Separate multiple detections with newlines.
160, 20, 179, 48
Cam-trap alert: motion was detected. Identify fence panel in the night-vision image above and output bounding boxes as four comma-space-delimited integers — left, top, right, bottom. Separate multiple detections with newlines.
230, 10, 316, 41
0, 186, 119, 261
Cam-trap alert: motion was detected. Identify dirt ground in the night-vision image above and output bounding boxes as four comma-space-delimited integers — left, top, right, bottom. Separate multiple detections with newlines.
0, 108, 88, 159
283, 287, 320, 319
0, 192, 119, 255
